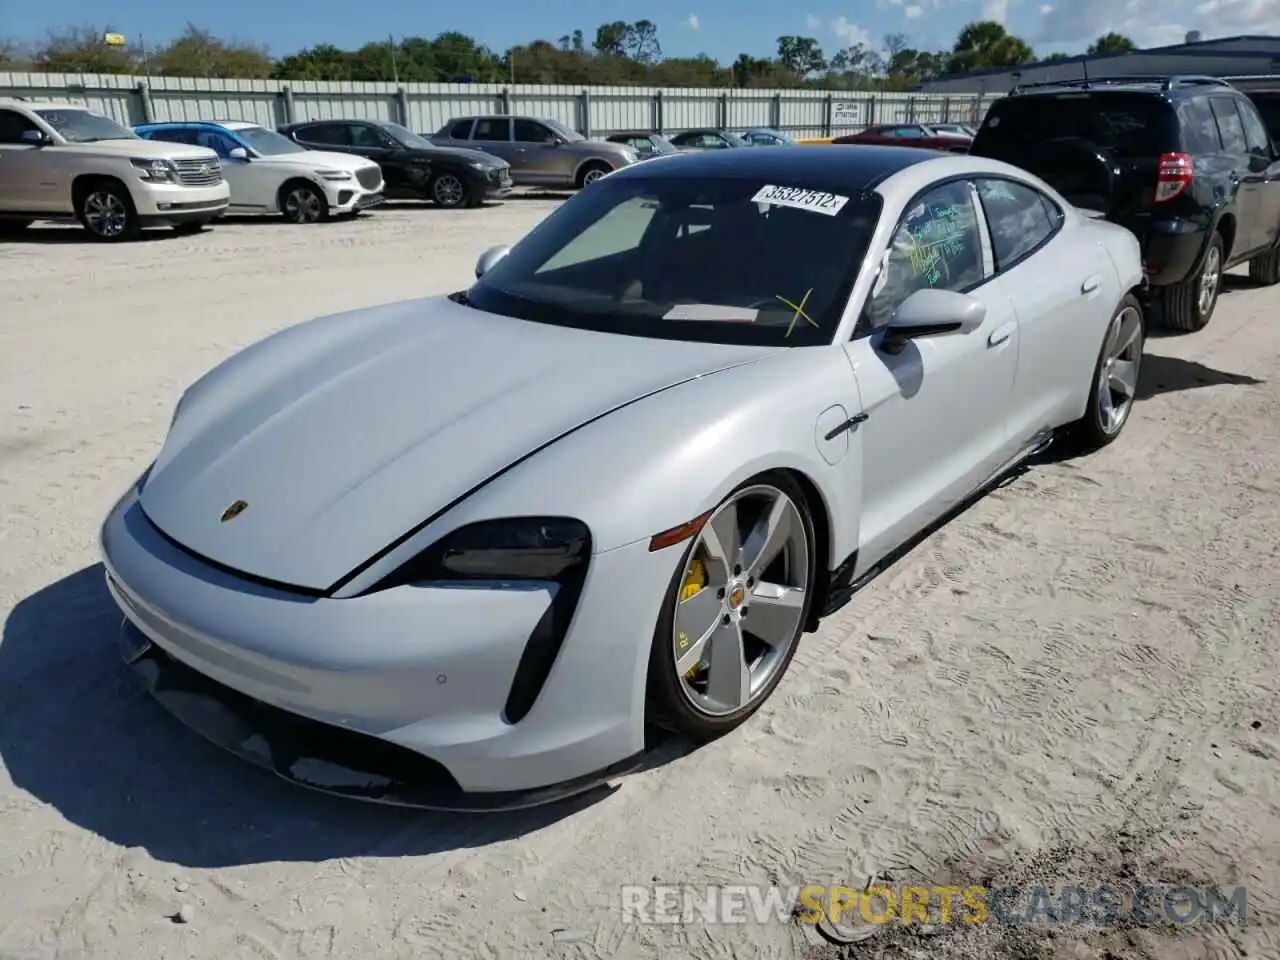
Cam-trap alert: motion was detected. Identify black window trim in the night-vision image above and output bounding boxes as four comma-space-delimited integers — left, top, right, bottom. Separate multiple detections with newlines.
449, 117, 476, 140
473, 117, 513, 142
972, 173, 1067, 278
513, 117, 553, 144
852, 172, 993, 340
294, 122, 348, 146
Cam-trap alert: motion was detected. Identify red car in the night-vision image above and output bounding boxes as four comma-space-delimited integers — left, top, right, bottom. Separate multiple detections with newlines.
831, 123, 971, 152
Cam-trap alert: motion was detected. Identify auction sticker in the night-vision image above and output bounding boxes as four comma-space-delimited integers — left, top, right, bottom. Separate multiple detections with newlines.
752, 184, 849, 216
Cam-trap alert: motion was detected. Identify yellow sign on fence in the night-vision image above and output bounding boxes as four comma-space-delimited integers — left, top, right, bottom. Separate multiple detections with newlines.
102, 33, 127, 47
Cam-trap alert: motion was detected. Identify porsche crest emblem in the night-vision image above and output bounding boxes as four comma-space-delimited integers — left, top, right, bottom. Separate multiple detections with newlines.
220, 500, 248, 522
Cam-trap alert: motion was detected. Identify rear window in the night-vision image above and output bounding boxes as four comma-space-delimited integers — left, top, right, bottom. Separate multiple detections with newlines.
972, 93, 1179, 159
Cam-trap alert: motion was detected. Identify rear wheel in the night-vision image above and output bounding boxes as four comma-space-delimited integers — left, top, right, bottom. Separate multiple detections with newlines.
1248, 246, 1280, 285
646, 472, 816, 740
1156, 232, 1223, 332
429, 172, 469, 208
1065, 294, 1145, 451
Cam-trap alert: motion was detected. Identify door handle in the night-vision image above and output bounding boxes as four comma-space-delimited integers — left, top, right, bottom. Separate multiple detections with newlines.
823, 412, 868, 441
987, 322, 1015, 348
1081, 275, 1101, 294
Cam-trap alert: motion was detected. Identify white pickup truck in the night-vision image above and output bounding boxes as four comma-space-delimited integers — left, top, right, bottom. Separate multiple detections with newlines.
0, 99, 231, 241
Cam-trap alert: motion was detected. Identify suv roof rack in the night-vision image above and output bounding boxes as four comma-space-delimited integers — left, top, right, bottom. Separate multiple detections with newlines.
1009, 74, 1233, 96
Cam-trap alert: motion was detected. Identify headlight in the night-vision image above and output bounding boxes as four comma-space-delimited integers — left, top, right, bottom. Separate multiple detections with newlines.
315, 169, 353, 181
469, 160, 487, 170
131, 158, 176, 182
367, 517, 590, 592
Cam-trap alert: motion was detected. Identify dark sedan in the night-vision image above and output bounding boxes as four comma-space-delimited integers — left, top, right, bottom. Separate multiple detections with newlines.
278, 118, 513, 208
832, 123, 971, 152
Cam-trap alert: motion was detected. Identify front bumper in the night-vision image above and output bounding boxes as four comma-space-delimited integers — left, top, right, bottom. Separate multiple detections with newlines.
479, 168, 514, 200
1139, 217, 1208, 287
132, 181, 230, 218
324, 179, 386, 215
100, 487, 675, 805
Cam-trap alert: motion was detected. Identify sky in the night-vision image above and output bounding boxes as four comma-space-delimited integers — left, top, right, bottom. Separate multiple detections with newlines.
4, 0, 1280, 64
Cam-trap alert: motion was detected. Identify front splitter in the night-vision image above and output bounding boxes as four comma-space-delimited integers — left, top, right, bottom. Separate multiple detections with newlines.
118, 619, 646, 812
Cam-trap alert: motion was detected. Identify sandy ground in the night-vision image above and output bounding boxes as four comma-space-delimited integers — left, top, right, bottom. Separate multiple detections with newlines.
1, 199, 1278, 960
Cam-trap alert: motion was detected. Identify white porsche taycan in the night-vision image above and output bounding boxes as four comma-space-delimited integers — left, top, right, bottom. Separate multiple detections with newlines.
101, 145, 1147, 809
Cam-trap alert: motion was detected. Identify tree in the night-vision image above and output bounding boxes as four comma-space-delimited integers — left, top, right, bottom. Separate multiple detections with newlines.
776, 36, 826, 77
274, 44, 353, 81
1041, 52, 1074, 63
947, 20, 1034, 74
1088, 32, 1136, 55
0, 39, 28, 69
31, 26, 140, 73
828, 43, 882, 89
151, 24, 272, 78
626, 20, 661, 65
594, 22, 631, 57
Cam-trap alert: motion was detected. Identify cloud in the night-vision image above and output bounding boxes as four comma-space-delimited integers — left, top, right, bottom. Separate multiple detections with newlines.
684, 12, 700, 30
1033, 0, 1280, 49
905, 4, 924, 16
981, 0, 1009, 22
805, 13, 824, 29
831, 15, 873, 47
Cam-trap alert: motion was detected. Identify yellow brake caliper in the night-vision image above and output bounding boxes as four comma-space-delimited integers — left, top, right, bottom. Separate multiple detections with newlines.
679, 555, 708, 680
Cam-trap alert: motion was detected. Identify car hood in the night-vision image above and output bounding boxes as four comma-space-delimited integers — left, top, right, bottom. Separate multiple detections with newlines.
263, 150, 379, 172
75, 138, 218, 162
140, 296, 772, 591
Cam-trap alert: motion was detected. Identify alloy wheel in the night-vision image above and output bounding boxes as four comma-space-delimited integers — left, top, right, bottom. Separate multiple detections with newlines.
1198, 244, 1222, 318
671, 484, 810, 717
285, 187, 323, 223
432, 174, 465, 207
83, 191, 128, 238
1097, 305, 1143, 435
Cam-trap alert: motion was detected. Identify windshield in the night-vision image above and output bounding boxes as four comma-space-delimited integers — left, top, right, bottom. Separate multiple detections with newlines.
466, 175, 881, 346
650, 135, 678, 153
546, 119, 585, 142
381, 121, 435, 150
36, 108, 136, 143
235, 125, 306, 155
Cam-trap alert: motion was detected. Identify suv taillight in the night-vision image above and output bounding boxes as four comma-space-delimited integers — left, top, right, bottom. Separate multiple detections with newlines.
1155, 152, 1193, 202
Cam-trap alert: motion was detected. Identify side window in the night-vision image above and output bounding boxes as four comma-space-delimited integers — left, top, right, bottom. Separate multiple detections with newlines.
472, 118, 510, 141
1236, 99, 1272, 155
349, 124, 391, 148
863, 180, 985, 329
448, 119, 474, 139
297, 123, 347, 146
1179, 98, 1222, 153
142, 127, 195, 145
975, 178, 1060, 271
0, 109, 39, 144
1210, 97, 1248, 153
513, 119, 555, 143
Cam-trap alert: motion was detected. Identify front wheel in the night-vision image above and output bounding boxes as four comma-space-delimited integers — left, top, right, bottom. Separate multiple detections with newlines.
429, 172, 470, 208
77, 184, 139, 242
1064, 294, 1145, 451
576, 162, 612, 188
280, 182, 328, 224
646, 472, 817, 741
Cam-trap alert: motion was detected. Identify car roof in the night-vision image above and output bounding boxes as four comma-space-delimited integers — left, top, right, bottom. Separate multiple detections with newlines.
608, 143, 937, 188
0, 99, 86, 111
1003, 75, 1241, 100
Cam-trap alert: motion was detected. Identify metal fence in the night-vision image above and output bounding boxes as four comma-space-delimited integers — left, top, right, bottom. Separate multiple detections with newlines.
0, 73, 997, 138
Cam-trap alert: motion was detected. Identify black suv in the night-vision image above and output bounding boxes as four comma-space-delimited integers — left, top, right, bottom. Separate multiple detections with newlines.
278, 118, 513, 209
969, 75, 1280, 331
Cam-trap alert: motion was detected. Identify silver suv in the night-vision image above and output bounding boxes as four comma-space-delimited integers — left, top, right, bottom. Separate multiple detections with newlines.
429, 116, 637, 189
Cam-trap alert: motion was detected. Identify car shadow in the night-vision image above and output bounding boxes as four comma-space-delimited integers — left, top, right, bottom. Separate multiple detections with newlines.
0, 224, 173, 244
0, 564, 695, 868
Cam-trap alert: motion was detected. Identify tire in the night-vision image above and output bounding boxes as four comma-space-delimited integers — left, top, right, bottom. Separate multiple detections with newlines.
1248, 246, 1280, 285
646, 471, 818, 741
429, 172, 470, 208
575, 162, 612, 189
75, 181, 139, 242
279, 181, 328, 224
1156, 231, 1223, 332
1064, 293, 1145, 452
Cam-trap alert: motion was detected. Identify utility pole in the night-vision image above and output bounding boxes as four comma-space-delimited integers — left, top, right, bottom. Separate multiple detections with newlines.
388, 33, 399, 84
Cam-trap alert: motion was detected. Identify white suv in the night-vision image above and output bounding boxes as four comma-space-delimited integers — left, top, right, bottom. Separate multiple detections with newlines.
0, 99, 231, 241
134, 120, 385, 223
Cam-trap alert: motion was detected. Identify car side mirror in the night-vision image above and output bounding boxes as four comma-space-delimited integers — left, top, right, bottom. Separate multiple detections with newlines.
20, 129, 50, 146
881, 288, 986, 355
228, 147, 249, 160
475, 245, 510, 279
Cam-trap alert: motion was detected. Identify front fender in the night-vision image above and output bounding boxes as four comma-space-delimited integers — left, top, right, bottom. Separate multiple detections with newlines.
338, 346, 863, 598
